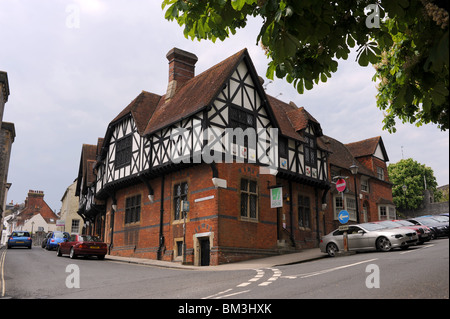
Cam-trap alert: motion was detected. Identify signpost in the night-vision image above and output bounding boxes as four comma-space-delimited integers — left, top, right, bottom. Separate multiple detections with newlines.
335, 178, 349, 252
181, 200, 189, 264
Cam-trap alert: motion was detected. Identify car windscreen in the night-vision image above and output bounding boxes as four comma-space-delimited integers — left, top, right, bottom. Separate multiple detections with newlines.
415, 218, 442, 226
53, 232, 66, 238
79, 235, 100, 242
12, 232, 30, 237
395, 220, 415, 226
359, 223, 387, 231
377, 221, 400, 228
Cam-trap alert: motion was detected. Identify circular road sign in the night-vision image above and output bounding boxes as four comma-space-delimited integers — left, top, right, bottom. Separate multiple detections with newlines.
336, 178, 346, 192
338, 210, 350, 224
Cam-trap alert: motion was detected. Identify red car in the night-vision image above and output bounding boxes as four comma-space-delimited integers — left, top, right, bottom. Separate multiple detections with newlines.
374, 220, 432, 244
57, 234, 107, 260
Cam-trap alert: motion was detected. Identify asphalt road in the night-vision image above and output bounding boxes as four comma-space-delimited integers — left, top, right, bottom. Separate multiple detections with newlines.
1, 238, 448, 300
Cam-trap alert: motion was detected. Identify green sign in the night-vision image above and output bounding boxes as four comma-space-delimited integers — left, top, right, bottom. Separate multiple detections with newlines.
270, 187, 283, 208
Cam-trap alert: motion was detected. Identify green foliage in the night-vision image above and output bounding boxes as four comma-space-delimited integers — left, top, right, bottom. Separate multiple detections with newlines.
161, 0, 449, 132
388, 158, 440, 210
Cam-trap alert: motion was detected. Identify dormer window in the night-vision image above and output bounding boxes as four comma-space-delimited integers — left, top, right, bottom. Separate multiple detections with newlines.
115, 135, 132, 169
304, 133, 316, 167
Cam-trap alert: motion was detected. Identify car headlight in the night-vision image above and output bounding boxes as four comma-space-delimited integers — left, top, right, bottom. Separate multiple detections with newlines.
392, 234, 404, 239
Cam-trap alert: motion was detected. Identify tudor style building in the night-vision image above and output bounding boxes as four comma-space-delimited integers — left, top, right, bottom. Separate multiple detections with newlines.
75, 48, 395, 266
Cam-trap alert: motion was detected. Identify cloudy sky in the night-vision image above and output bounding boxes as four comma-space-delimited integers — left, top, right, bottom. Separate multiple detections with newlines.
1, 0, 448, 212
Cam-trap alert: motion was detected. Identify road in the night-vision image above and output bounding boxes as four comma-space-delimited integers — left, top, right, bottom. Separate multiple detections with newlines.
1, 239, 448, 301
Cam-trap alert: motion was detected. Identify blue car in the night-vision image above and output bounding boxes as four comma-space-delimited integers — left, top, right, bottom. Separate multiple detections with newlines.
7, 231, 32, 249
45, 231, 70, 250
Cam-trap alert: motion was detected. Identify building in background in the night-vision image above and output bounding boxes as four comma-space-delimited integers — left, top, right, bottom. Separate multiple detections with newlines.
0, 70, 15, 242
59, 179, 83, 233
16, 190, 59, 233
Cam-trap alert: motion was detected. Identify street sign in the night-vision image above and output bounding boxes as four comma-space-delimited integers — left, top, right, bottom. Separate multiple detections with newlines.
336, 178, 346, 192
338, 210, 350, 224
339, 225, 349, 231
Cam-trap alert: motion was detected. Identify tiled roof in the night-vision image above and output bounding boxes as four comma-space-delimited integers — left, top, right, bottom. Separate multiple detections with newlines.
144, 48, 247, 135
111, 90, 162, 135
345, 136, 380, 157
323, 135, 375, 177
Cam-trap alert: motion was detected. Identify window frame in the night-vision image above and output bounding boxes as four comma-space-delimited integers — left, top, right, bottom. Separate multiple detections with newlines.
298, 195, 311, 229
304, 133, 317, 168
239, 178, 258, 221
376, 167, 385, 180
115, 134, 133, 169
173, 181, 189, 222
125, 194, 141, 225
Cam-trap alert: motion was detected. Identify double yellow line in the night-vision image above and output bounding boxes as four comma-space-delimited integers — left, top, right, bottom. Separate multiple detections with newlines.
0, 248, 6, 297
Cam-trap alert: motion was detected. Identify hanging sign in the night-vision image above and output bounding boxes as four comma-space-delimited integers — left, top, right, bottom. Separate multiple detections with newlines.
270, 187, 283, 208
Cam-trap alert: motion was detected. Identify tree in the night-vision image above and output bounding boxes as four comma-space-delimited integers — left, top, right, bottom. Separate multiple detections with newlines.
388, 158, 441, 210
161, 0, 449, 133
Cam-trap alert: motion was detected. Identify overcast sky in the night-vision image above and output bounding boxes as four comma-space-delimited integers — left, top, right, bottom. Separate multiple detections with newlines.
1, 0, 448, 212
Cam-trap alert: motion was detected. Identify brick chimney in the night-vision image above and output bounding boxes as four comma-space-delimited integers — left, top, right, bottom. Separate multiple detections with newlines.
165, 48, 198, 102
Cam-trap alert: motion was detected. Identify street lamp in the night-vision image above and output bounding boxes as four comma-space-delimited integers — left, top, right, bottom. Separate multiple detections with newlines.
350, 164, 360, 223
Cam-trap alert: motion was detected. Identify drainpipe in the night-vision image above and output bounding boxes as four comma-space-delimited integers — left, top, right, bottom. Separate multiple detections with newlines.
289, 180, 295, 247
321, 187, 330, 236
315, 188, 320, 244
157, 175, 165, 260
109, 192, 117, 255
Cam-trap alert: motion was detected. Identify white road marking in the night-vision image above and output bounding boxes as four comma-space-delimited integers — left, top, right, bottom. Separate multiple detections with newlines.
400, 244, 434, 254
282, 258, 379, 279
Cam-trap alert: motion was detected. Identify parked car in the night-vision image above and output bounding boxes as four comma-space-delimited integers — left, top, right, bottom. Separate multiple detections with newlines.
57, 234, 107, 260
7, 231, 32, 249
407, 217, 449, 239
319, 223, 418, 257
41, 231, 53, 248
375, 220, 432, 244
45, 231, 70, 250
430, 215, 449, 222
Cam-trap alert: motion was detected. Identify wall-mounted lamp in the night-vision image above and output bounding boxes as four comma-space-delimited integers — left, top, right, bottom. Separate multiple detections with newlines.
111, 204, 117, 211
148, 194, 154, 203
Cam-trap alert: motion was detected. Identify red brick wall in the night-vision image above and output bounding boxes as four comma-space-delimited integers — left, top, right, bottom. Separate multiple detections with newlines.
106, 162, 327, 265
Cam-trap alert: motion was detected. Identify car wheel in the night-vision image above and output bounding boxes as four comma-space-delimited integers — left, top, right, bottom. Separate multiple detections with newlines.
376, 237, 392, 252
326, 243, 339, 257
56, 246, 62, 257
69, 248, 77, 259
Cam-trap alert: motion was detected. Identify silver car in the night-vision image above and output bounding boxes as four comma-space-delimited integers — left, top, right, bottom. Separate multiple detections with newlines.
320, 223, 418, 257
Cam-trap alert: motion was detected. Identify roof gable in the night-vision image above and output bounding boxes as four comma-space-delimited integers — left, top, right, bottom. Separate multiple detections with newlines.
324, 135, 375, 177
75, 144, 97, 196
345, 136, 389, 162
111, 91, 162, 135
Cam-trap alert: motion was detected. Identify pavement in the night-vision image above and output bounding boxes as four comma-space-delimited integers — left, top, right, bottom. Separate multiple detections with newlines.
105, 247, 327, 271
